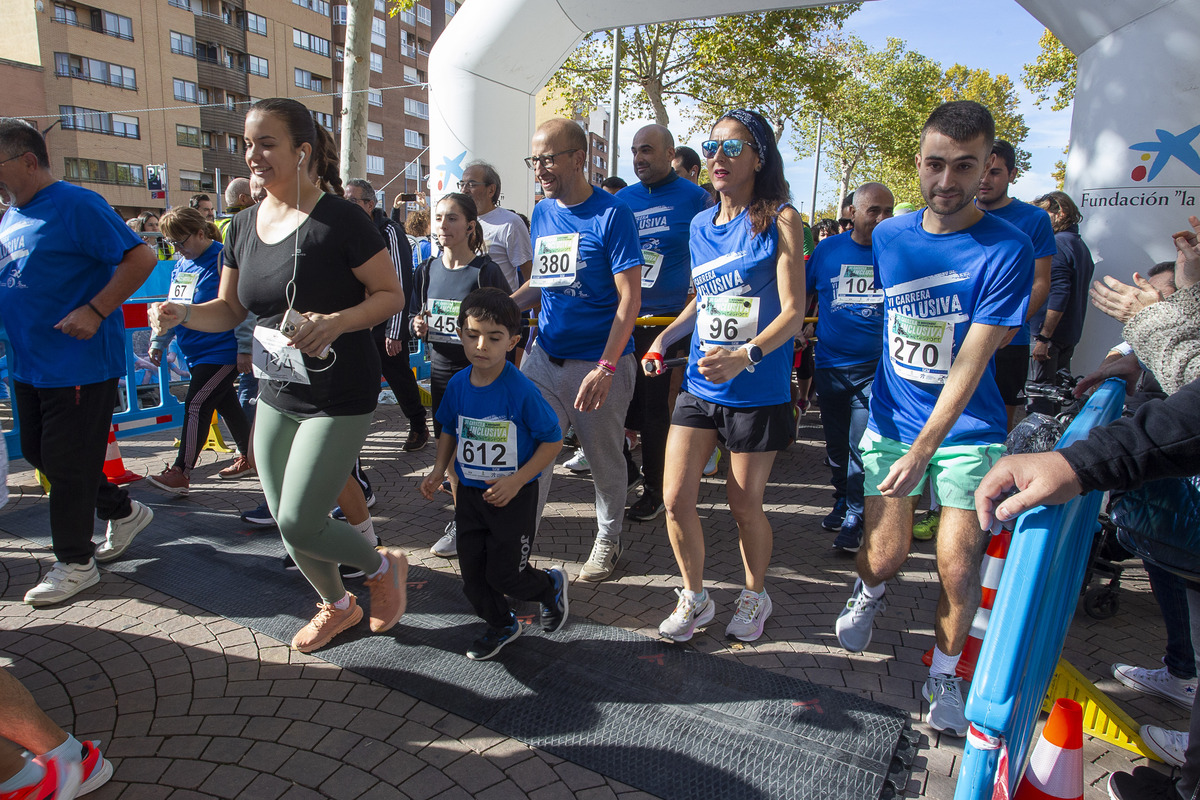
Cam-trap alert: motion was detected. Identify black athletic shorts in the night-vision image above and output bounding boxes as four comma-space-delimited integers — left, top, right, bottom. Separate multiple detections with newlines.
994, 343, 1030, 406
671, 391, 794, 453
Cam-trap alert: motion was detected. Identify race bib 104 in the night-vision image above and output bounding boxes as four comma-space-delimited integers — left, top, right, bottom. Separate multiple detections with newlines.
697, 295, 760, 349
836, 263, 883, 306
426, 298, 461, 343
532, 233, 579, 287
457, 417, 518, 481
889, 312, 953, 385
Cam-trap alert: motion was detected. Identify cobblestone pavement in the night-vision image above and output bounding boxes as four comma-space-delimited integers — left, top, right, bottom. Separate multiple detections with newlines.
0, 403, 1183, 799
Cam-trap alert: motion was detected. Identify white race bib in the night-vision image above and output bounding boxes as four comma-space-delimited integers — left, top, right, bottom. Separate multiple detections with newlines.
697, 295, 760, 349
532, 233, 579, 287
641, 250, 664, 289
169, 273, 198, 304
888, 312, 953, 385
836, 264, 883, 305
457, 417, 518, 481
426, 298, 461, 344
251, 325, 310, 385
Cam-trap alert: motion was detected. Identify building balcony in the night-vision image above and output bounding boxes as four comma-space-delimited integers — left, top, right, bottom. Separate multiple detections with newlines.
196, 61, 249, 95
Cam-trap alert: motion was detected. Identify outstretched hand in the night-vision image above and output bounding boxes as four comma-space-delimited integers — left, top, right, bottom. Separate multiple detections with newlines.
974, 452, 1082, 531
1089, 273, 1164, 324
1174, 215, 1200, 290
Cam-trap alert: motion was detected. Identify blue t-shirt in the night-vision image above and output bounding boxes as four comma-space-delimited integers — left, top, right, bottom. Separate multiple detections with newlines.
806, 231, 885, 369
169, 241, 237, 367
868, 210, 1034, 447
0, 181, 144, 388
529, 187, 642, 361
983, 198, 1055, 346
617, 174, 712, 316
435, 362, 563, 490
685, 206, 792, 408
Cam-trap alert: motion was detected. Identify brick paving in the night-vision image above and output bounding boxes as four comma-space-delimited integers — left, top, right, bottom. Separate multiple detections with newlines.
0, 402, 1185, 799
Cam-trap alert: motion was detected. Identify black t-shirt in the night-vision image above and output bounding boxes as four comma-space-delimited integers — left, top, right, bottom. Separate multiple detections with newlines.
224, 194, 386, 417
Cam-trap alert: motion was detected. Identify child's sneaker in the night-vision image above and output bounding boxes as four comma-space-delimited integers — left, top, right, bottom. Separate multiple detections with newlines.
541, 566, 569, 633
466, 617, 522, 661
659, 589, 715, 642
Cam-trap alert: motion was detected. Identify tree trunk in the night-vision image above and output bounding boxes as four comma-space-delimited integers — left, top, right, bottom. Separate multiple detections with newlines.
340, 0, 372, 186
643, 77, 670, 126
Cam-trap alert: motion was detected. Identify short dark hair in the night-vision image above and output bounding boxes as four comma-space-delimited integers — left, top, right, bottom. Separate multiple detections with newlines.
992, 139, 1017, 173
840, 192, 855, 212
0, 118, 49, 169
674, 146, 701, 173
459, 287, 521, 337
600, 176, 627, 191
1149, 261, 1177, 280
189, 194, 211, 208
920, 101, 995, 151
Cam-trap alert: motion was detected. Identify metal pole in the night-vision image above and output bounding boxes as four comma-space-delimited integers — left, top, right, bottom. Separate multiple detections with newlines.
808, 114, 823, 224
214, 167, 222, 215
609, 28, 620, 178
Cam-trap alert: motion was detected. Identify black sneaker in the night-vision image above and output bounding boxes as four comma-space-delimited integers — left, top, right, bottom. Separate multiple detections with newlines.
627, 490, 665, 522
466, 618, 522, 661
281, 553, 299, 571
822, 497, 848, 531
241, 502, 276, 526
563, 428, 579, 448
541, 566, 570, 633
1107, 766, 1180, 800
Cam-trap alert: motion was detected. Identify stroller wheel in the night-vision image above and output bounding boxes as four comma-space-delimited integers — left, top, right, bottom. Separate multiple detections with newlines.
1083, 585, 1120, 619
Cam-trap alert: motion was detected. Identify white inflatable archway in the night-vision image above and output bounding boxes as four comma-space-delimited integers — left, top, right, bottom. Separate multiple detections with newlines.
429, 0, 1200, 370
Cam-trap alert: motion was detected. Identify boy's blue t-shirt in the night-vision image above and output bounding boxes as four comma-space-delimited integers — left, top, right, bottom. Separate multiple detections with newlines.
435, 361, 562, 490
983, 198, 1055, 346
169, 240, 238, 367
616, 174, 713, 316
806, 231, 885, 369
529, 187, 642, 361
868, 209, 1034, 447
0, 181, 144, 388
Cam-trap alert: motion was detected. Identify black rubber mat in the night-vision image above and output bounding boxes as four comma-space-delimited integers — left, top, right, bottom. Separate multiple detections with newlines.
2, 493, 917, 800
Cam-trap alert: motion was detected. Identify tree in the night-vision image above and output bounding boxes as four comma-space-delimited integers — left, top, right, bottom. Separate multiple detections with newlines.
1021, 28, 1076, 112
940, 65, 1030, 173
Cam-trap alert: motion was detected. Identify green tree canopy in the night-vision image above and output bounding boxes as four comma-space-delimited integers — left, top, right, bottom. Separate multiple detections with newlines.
1021, 28, 1077, 112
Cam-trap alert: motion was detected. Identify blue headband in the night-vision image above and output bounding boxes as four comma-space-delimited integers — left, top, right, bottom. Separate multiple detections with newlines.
719, 109, 772, 169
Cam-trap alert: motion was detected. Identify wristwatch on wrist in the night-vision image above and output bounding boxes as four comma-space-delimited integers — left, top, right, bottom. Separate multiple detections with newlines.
739, 341, 763, 369
1034, 333, 1052, 344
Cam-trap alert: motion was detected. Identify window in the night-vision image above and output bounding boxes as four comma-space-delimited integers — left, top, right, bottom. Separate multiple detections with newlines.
170, 31, 195, 56
294, 68, 322, 92
371, 16, 386, 47
167, 0, 191, 9
174, 78, 198, 103
225, 50, 248, 73
335, 46, 344, 61
196, 41, 217, 63
403, 65, 418, 84
201, 131, 214, 148
367, 121, 383, 141
400, 7, 414, 24
98, 10, 133, 40
177, 124, 201, 147
417, 37, 429, 55
404, 129, 423, 147
375, 0, 384, 10
593, 155, 604, 168
416, 4, 430, 25
370, 52, 382, 73
293, 29, 330, 57
293, 0, 330, 14
366, 155, 384, 175
179, 170, 207, 193
405, 161, 421, 180
53, 4, 77, 24
248, 55, 269, 77
63, 158, 143, 187
228, 135, 240, 155
245, 11, 267, 35
198, 87, 210, 105
312, 111, 334, 130
400, 30, 415, 58
404, 97, 428, 119
332, 5, 346, 24
59, 106, 139, 139
55, 54, 137, 90
368, 88, 382, 107
445, 0, 456, 17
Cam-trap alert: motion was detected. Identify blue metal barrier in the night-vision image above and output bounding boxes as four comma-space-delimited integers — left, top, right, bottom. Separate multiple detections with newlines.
954, 379, 1126, 799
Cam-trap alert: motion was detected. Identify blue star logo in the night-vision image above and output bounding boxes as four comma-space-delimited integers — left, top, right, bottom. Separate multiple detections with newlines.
437, 150, 467, 184
1129, 125, 1200, 181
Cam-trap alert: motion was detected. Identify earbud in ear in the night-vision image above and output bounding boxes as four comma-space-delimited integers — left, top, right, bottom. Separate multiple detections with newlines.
298, 152, 306, 165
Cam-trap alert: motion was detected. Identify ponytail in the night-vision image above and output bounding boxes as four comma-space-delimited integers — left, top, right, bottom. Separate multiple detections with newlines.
204, 220, 222, 243
314, 125, 343, 197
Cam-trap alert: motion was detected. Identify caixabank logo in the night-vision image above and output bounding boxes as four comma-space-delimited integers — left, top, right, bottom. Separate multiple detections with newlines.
1128, 124, 1200, 182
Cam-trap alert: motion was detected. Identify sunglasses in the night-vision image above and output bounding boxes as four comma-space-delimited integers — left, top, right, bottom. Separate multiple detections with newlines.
701, 139, 758, 159
524, 149, 580, 169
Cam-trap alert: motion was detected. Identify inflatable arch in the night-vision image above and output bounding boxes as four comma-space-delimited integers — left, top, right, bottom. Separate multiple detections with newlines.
428, 0, 1200, 369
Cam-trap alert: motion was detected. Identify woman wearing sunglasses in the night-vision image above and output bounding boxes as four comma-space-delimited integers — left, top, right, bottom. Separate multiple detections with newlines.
643, 109, 807, 644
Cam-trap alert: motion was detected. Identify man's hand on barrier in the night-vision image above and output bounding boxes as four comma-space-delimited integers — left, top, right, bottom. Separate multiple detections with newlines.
974, 452, 1083, 531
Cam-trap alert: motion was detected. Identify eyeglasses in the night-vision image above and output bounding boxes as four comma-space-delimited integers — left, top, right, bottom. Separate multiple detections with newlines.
457, 180, 487, 190
524, 149, 580, 169
164, 232, 193, 248
701, 139, 758, 159
0, 152, 29, 167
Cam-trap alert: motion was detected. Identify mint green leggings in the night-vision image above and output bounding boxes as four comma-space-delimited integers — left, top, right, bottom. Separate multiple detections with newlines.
255, 403, 382, 602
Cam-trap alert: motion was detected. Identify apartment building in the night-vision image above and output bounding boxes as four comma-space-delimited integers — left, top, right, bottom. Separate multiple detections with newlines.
0, 0, 455, 220
533, 87, 611, 204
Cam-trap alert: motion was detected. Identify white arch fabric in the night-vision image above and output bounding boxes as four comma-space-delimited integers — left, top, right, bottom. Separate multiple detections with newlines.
428, 0, 1200, 372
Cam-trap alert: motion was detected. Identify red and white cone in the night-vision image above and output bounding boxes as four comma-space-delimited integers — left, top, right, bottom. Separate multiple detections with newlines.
103, 424, 142, 484
923, 528, 1012, 680
1014, 698, 1083, 800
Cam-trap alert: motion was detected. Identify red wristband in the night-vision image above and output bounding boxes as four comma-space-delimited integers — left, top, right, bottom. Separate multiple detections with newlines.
643, 351, 663, 362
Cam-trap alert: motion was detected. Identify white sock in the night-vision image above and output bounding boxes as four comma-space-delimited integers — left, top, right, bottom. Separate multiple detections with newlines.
351, 518, 377, 546
0, 755, 43, 792
332, 592, 352, 610
930, 645, 960, 677
366, 553, 389, 580
41, 733, 83, 767
862, 580, 886, 599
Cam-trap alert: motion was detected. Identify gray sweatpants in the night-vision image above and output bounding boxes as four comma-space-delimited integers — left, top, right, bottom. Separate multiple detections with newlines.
521, 343, 636, 544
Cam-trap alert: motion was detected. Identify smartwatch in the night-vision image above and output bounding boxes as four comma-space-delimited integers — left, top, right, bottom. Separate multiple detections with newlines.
740, 342, 763, 369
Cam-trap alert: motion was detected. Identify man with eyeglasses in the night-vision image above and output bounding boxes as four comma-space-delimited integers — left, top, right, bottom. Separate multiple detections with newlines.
0, 118, 157, 606
512, 118, 643, 582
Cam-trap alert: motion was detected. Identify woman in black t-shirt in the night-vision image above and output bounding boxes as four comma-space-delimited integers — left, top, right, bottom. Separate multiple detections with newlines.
150, 99, 408, 654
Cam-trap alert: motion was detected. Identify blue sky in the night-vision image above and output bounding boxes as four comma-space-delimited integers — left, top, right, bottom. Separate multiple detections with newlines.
611, 0, 1072, 217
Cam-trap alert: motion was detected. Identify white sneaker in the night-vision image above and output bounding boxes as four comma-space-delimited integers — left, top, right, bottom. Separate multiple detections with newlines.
659, 589, 715, 642
835, 579, 885, 653
432, 520, 457, 558
579, 538, 620, 582
725, 589, 773, 642
1113, 663, 1198, 709
924, 673, 968, 736
25, 560, 100, 607
564, 451, 590, 474
95, 500, 154, 563
1141, 724, 1188, 767
703, 448, 720, 477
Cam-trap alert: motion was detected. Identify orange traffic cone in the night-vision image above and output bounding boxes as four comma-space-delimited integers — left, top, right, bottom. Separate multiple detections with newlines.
103, 424, 142, 484
923, 528, 1012, 680
1014, 698, 1084, 800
